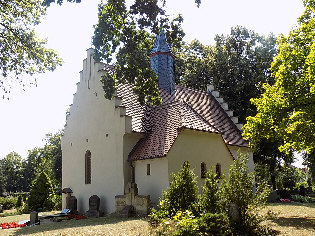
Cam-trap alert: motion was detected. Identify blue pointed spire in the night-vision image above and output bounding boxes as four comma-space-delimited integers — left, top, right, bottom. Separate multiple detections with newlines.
149, 29, 175, 95
150, 28, 171, 54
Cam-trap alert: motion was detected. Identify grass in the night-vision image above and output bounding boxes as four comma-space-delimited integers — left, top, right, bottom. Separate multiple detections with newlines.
0, 211, 153, 236
261, 202, 315, 236
0, 203, 314, 235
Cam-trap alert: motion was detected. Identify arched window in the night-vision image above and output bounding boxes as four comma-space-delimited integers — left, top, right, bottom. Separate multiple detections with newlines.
216, 163, 221, 178
85, 150, 91, 184
201, 162, 206, 178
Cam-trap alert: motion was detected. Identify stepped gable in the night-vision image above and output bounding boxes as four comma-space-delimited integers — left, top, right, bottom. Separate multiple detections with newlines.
116, 84, 146, 133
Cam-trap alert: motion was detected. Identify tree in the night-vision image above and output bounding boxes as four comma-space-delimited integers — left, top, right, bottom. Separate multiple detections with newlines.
0, 152, 24, 193
43, 0, 81, 7
24, 130, 63, 190
243, 0, 315, 154
0, 166, 6, 196
41, 131, 63, 188
28, 171, 55, 211
177, 26, 278, 123
93, 0, 187, 105
0, 0, 64, 98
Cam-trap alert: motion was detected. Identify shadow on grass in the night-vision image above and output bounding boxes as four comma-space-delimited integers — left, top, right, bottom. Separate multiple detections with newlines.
271, 216, 315, 231
12, 216, 148, 235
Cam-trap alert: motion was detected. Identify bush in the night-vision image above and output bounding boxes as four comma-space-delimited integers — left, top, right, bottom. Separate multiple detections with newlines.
198, 212, 231, 235
172, 210, 199, 236
158, 161, 198, 217
221, 153, 271, 231
54, 195, 62, 210
0, 196, 17, 210
16, 195, 23, 208
150, 153, 272, 235
200, 169, 220, 214
28, 172, 56, 211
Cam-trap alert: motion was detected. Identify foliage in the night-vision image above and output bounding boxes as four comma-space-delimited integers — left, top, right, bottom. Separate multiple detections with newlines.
0, 152, 24, 193
23, 130, 63, 191
54, 195, 62, 210
28, 172, 56, 211
0, 166, 6, 197
243, 0, 315, 154
16, 195, 23, 208
176, 26, 277, 123
172, 210, 199, 236
41, 131, 63, 188
43, 0, 81, 7
93, 0, 187, 105
0, 196, 17, 210
197, 212, 231, 236
221, 153, 271, 232
292, 194, 314, 203
150, 154, 271, 235
199, 167, 220, 214
0, 0, 63, 98
157, 161, 198, 217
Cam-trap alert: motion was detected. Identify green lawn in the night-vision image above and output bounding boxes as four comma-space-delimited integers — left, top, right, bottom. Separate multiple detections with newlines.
0, 203, 314, 235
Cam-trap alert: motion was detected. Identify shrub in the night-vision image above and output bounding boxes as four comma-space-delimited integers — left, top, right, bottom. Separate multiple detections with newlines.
16, 195, 23, 208
0, 196, 17, 210
198, 212, 231, 235
200, 169, 220, 214
172, 210, 199, 236
28, 172, 56, 211
221, 153, 271, 233
54, 195, 62, 210
158, 161, 198, 217
150, 153, 272, 235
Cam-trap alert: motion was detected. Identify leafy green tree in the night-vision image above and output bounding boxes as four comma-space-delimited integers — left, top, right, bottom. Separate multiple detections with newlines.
177, 26, 278, 123
0, 152, 24, 193
23, 147, 45, 191
304, 151, 315, 184
243, 0, 315, 154
0, 166, 6, 196
158, 161, 198, 217
41, 131, 63, 188
24, 131, 63, 190
93, 0, 187, 105
0, 0, 63, 98
43, 0, 81, 7
28, 171, 55, 211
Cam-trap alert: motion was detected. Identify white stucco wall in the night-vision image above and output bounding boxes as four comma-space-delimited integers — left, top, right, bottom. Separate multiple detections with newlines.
134, 157, 169, 206
61, 49, 134, 214
167, 129, 234, 188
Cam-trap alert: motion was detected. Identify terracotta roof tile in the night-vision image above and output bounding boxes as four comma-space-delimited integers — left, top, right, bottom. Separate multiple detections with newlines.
116, 84, 248, 161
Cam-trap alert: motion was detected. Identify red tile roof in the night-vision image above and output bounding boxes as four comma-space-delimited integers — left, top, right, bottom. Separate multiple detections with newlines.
116, 84, 248, 161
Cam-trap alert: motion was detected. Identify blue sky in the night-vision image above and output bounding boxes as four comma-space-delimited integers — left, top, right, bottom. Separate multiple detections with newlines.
0, 0, 305, 166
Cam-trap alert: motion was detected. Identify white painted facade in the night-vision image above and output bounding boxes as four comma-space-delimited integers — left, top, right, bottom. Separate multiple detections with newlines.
62, 49, 135, 214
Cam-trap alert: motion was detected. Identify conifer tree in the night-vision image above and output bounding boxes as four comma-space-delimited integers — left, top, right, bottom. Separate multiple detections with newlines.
28, 172, 55, 211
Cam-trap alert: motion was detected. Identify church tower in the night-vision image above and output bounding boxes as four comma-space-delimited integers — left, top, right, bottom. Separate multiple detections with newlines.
149, 29, 176, 95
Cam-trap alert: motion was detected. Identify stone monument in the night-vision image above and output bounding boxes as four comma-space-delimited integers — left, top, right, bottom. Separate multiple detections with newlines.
86, 195, 100, 217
